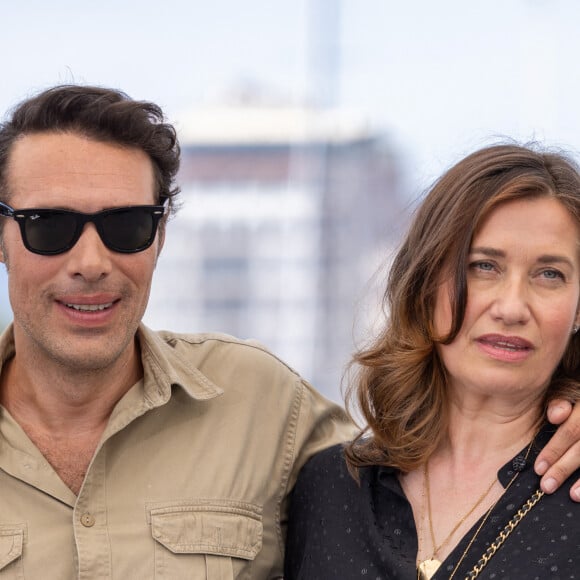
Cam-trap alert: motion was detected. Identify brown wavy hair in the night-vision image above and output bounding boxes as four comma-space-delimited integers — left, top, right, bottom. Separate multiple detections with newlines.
345, 143, 580, 474
0, 84, 181, 222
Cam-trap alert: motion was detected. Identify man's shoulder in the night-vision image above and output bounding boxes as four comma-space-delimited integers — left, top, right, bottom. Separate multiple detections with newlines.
139, 325, 312, 401
153, 328, 303, 376
157, 328, 283, 354
139, 326, 353, 443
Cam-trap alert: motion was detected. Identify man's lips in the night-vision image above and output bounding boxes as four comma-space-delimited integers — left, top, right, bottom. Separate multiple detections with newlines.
56, 295, 119, 312
64, 302, 114, 312
476, 334, 534, 351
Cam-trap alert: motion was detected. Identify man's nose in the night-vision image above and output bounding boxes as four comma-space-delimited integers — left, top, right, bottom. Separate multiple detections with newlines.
64, 224, 113, 281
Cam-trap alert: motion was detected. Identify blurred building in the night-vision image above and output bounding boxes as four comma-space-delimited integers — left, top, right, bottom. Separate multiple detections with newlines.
145, 105, 406, 400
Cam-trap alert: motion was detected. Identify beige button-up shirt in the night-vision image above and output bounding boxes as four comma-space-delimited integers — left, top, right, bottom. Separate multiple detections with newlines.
0, 324, 355, 579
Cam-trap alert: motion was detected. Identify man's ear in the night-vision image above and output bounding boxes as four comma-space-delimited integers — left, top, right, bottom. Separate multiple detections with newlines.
154, 227, 165, 264
157, 228, 165, 256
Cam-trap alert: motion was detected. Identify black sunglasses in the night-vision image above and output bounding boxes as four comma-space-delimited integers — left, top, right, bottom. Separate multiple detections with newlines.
0, 201, 166, 255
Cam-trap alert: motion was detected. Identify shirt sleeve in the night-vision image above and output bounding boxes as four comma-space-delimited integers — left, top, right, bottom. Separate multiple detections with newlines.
278, 379, 356, 543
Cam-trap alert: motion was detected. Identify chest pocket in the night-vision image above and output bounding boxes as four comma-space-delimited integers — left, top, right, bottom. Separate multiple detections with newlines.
0, 525, 25, 580
148, 500, 262, 580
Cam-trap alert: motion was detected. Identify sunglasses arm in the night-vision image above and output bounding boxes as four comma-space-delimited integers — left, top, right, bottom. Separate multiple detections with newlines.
0, 202, 15, 218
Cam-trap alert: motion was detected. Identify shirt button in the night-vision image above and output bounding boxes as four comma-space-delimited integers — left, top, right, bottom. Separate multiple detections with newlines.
80, 513, 96, 527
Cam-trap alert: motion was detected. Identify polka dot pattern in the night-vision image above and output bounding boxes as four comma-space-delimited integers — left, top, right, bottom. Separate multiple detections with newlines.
285, 424, 579, 579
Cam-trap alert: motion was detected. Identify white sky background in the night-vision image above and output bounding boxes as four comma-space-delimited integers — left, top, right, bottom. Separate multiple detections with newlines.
1, 0, 580, 320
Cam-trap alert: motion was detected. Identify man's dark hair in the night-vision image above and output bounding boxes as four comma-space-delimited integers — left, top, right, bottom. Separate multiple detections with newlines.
0, 84, 181, 214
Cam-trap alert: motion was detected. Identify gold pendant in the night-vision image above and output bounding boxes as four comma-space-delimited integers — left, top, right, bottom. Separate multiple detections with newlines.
417, 558, 442, 580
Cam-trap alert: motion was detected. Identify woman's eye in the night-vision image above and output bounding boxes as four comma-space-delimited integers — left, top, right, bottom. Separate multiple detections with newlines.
471, 261, 495, 272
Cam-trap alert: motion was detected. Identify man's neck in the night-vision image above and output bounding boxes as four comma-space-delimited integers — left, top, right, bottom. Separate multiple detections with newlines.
0, 341, 143, 436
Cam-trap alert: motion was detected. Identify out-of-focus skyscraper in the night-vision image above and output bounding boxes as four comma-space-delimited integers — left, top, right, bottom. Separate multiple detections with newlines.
145, 104, 406, 400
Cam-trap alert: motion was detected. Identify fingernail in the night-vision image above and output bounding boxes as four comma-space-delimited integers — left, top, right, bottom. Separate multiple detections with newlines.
535, 460, 549, 475
573, 487, 580, 502
543, 477, 557, 494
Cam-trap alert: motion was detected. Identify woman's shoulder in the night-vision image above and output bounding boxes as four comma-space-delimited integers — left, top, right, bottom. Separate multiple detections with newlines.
291, 443, 376, 525
297, 443, 351, 485
295, 442, 381, 498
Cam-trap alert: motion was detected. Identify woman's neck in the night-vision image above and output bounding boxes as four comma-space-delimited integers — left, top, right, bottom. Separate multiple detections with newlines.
403, 406, 541, 568
442, 389, 542, 465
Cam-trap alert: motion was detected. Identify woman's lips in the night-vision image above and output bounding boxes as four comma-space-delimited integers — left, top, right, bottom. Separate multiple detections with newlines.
476, 334, 534, 362
477, 333, 533, 349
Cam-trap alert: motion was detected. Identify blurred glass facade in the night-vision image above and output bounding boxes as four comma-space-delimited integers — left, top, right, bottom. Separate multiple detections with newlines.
145, 104, 406, 400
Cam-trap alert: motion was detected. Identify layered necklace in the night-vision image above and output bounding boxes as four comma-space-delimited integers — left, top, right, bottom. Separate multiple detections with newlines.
416, 437, 538, 580
416, 464, 497, 580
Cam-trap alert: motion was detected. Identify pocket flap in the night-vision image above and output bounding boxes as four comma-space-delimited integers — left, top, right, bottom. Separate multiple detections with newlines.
149, 501, 262, 560
0, 526, 24, 570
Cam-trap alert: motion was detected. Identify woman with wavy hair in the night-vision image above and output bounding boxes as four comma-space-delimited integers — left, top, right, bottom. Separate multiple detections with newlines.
286, 144, 580, 579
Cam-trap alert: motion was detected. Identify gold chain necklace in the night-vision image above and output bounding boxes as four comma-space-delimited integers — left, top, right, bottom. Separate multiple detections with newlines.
457, 488, 544, 579
416, 436, 537, 580
417, 463, 497, 580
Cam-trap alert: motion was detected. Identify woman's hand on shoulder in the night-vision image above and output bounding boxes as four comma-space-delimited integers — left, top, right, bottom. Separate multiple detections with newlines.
536, 400, 580, 501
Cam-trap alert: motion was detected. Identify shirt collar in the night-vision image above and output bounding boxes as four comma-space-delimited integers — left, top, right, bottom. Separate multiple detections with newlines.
496, 422, 555, 486
0, 325, 16, 370
137, 324, 224, 405
0, 323, 224, 408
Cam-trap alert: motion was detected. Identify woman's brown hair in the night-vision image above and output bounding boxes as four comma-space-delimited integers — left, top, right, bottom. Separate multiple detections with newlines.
345, 143, 580, 474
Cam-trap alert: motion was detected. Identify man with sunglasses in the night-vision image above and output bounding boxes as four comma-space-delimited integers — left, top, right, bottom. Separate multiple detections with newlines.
0, 85, 578, 579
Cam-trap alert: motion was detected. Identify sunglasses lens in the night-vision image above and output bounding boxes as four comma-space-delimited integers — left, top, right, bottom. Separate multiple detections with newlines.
15, 206, 162, 254
101, 207, 157, 251
24, 212, 78, 254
